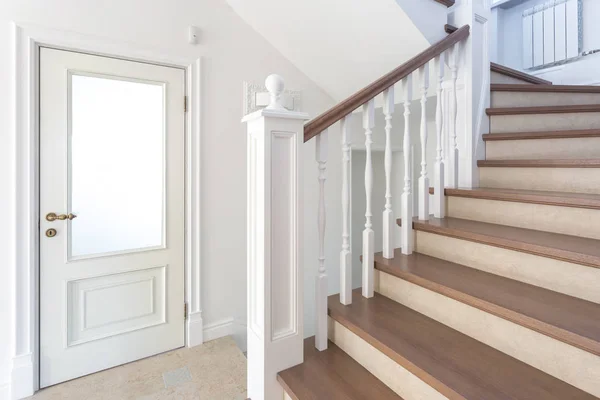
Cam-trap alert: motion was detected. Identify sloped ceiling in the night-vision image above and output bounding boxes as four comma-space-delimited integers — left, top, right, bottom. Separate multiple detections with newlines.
226, 0, 447, 102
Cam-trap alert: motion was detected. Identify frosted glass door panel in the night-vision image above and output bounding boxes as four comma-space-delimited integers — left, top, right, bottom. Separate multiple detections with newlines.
69, 74, 165, 258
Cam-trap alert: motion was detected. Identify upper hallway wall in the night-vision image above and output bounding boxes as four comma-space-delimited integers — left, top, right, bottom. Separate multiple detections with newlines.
226, 0, 449, 102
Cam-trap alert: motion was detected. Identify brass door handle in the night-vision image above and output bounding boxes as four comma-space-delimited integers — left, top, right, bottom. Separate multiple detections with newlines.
46, 212, 77, 222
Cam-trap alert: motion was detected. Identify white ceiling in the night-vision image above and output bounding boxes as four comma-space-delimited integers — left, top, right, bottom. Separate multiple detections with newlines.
226, 0, 448, 102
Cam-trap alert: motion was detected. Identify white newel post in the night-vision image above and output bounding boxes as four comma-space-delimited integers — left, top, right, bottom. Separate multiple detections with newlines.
450, 0, 491, 188
340, 117, 352, 305
401, 76, 414, 255
243, 74, 309, 400
362, 99, 375, 298
382, 87, 395, 259
434, 54, 446, 218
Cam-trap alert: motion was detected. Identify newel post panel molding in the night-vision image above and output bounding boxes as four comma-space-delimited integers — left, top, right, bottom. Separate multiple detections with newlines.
243, 75, 309, 400
450, 0, 491, 188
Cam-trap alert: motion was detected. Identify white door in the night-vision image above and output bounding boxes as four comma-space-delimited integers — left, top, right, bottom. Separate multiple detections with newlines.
40, 48, 186, 388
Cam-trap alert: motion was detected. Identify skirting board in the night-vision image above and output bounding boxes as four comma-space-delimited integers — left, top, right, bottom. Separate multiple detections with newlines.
202, 317, 248, 352
203, 317, 235, 342
10, 353, 35, 400
0, 382, 9, 400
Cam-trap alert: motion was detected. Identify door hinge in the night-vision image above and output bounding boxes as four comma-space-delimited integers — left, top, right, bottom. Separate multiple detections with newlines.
184, 96, 188, 113
184, 303, 188, 320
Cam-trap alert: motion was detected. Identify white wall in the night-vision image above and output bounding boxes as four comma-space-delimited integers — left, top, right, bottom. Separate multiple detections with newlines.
0, 0, 337, 396
225, 0, 436, 102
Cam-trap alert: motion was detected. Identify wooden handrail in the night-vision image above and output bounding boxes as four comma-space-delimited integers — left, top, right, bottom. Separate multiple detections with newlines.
304, 24, 470, 143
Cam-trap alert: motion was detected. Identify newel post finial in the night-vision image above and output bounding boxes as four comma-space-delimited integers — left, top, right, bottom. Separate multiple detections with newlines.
265, 74, 285, 110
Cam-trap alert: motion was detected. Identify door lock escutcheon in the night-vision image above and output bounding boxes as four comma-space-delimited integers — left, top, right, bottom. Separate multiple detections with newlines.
45, 228, 57, 238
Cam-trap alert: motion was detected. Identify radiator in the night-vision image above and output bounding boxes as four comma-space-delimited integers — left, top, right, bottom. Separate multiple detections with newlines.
522, 0, 582, 70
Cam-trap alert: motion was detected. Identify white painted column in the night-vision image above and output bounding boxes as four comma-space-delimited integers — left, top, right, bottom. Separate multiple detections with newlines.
382, 87, 395, 259
448, 44, 460, 189
340, 117, 352, 305
418, 64, 430, 221
315, 129, 328, 351
450, 0, 491, 188
243, 75, 309, 400
433, 54, 446, 219
401, 76, 414, 255
362, 99, 375, 298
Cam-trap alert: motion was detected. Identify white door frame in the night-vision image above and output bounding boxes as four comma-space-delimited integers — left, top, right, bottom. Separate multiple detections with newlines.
9, 22, 203, 398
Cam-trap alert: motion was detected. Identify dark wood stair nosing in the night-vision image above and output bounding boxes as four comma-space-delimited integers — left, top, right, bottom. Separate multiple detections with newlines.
444, 24, 458, 34
477, 159, 600, 168
396, 217, 600, 269
432, 187, 600, 210
435, 0, 456, 7
373, 250, 600, 356
491, 83, 600, 93
490, 62, 552, 85
482, 129, 600, 141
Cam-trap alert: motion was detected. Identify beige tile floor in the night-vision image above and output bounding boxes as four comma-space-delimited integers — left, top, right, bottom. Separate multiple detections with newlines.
28, 336, 247, 400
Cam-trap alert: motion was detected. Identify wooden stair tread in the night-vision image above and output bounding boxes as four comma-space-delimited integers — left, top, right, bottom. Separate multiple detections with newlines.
435, 0, 455, 7
477, 159, 600, 168
278, 337, 402, 400
398, 216, 600, 268
487, 104, 600, 115
374, 249, 600, 355
442, 187, 600, 209
444, 24, 458, 34
490, 62, 552, 85
491, 83, 600, 93
328, 291, 595, 400
483, 129, 600, 141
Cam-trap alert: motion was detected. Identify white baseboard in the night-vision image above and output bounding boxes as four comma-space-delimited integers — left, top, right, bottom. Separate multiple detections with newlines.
0, 382, 9, 400
186, 311, 204, 348
203, 317, 235, 342
10, 354, 35, 400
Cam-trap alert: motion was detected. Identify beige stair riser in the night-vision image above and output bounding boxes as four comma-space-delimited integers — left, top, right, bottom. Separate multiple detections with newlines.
446, 196, 600, 240
491, 71, 534, 85
284, 392, 293, 400
491, 92, 600, 108
486, 137, 600, 160
415, 231, 600, 304
375, 270, 600, 398
490, 112, 600, 133
327, 318, 447, 400
479, 167, 600, 194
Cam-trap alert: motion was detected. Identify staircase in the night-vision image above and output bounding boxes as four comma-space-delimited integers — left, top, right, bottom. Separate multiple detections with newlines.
276, 61, 600, 398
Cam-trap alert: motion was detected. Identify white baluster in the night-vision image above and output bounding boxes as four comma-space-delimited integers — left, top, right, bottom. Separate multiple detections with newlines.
418, 64, 430, 221
362, 99, 375, 298
448, 43, 460, 189
315, 129, 328, 351
340, 117, 352, 305
401, 76, 414, 255
382, 87, 395, 259
434, 54, 446, 218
